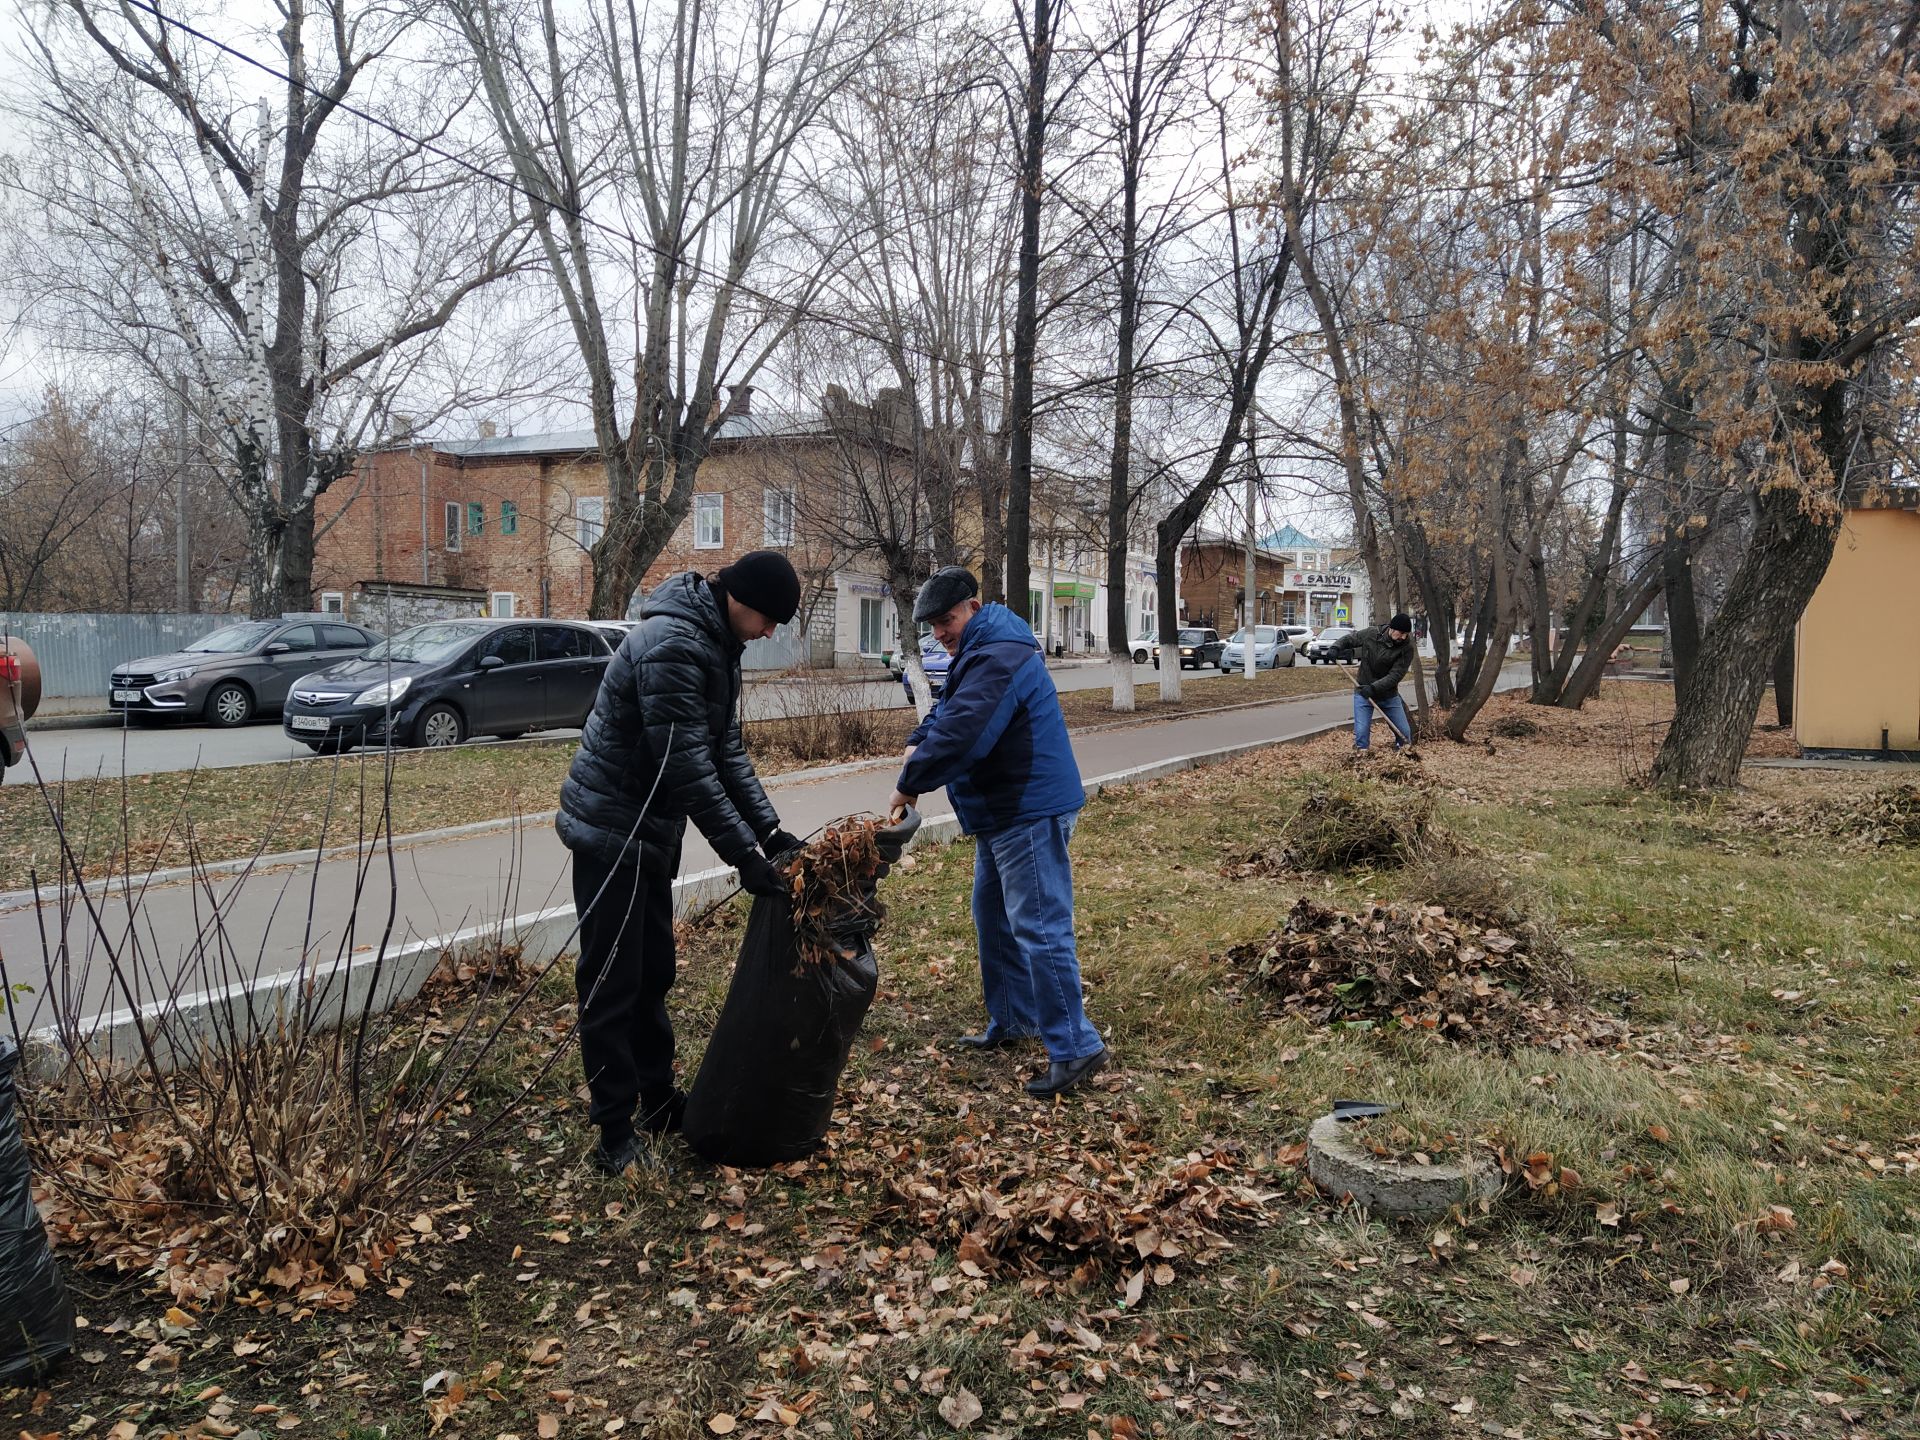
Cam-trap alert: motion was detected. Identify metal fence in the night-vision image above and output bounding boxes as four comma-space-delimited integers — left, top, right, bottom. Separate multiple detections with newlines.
0, 611, 242, 702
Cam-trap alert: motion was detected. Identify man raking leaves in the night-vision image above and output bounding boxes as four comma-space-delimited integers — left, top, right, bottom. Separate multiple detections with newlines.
1326, 614, 1417, 752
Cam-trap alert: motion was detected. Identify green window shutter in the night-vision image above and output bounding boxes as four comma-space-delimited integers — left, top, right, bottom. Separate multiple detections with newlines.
467, 502, 484, 536
501, 501, 518, 535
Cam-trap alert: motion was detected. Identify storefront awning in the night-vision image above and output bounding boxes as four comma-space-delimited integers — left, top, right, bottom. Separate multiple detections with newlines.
1052, 580, 1096, 600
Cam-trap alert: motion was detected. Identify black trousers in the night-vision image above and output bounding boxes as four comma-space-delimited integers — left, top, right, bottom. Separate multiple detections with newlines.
572, 849, 678, 1137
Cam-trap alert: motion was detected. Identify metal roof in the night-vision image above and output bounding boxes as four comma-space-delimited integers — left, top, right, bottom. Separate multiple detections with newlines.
431, 408, 831, 460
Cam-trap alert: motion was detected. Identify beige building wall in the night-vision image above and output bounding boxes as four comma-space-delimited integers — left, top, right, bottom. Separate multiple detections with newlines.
1795, 507, 1920, 753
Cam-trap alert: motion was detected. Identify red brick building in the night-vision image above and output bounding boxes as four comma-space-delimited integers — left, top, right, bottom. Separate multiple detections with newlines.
1178, 531, 1368, 633
312, 396, 915, 664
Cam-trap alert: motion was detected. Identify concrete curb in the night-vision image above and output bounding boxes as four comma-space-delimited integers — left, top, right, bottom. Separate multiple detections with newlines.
23, 717, 1345, 1076
24, 712, 125, 733
1, 686, 1350, 909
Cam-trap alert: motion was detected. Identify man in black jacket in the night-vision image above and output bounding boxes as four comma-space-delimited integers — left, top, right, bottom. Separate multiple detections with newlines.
1330, 613, 1415, 750
557, 551, 803, 1174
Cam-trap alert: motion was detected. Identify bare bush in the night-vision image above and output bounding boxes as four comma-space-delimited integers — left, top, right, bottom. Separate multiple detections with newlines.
0, 754, 586, 1306
744, 675, 891, 766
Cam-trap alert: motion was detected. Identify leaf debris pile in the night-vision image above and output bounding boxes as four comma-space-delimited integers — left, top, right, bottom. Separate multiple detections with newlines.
855, 1123, 1282, 1281
1224, 777, 1442, 876
1814, 782, 1920, 847
784, 815, 891, 967
1226, 896, 1619, 1048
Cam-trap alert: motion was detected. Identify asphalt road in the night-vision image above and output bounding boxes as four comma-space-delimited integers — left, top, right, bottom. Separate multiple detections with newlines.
13, 658, 1239, 780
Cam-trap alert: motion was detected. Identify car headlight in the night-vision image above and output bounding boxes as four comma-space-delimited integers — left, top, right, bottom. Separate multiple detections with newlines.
352, 677, 413, 706
155, 666, 195, 684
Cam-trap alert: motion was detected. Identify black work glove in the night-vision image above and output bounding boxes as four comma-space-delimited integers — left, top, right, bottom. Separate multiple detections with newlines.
737, 850, 787, 899
763, 828, 803, 862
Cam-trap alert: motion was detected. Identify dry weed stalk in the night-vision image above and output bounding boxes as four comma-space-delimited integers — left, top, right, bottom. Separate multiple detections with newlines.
1, 747, 593, 1307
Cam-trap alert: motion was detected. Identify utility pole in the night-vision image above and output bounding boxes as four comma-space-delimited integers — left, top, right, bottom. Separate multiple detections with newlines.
175, 378, 192, 612
1241, 415, 1257, 680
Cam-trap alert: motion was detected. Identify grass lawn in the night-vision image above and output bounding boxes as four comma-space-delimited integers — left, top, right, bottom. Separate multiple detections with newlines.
0, 665, 1345, 890
8, 685, 1915, 1439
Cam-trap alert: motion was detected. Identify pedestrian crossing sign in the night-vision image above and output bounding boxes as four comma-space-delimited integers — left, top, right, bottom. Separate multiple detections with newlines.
1334, 605, 1350, 623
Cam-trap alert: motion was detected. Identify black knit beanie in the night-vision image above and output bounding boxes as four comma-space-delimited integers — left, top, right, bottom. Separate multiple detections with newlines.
1388, 613, 1413, 633
716, 550, 801, 625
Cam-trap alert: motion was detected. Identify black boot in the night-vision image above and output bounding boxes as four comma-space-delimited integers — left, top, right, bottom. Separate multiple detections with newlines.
591, 1127, 645, 1176
1025, 1048, 1108, 1098
954, 1030, 1015, 1051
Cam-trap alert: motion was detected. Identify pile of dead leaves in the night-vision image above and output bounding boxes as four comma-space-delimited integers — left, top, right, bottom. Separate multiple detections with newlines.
784, 815, 891, 968
1224, 777, 1441, 877
1226, 896, 1619, 1049
1821, 782, 1920, 847
855, 1122, 1283, 1288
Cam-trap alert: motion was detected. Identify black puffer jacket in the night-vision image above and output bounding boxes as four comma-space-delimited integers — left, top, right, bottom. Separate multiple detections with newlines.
556, 572, 779, 869
1330, 625, 1413, 700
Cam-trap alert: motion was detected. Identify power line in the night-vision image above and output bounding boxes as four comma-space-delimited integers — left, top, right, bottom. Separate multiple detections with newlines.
101, 0, 1310, 403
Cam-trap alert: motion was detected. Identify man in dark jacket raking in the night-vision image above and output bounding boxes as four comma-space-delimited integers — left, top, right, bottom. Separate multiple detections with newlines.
1330, 613, 1415, 751
557, 552, 803, 1174
888, 567, 1108, 1099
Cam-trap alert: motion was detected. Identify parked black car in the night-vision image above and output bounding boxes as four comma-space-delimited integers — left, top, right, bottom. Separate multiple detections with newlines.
281, 619, 614, 751
111, 620, 382, 726
1152, 627, 1225, 670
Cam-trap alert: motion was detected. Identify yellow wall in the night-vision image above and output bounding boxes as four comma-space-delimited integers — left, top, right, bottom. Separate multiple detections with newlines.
1795, 507, 1920, 752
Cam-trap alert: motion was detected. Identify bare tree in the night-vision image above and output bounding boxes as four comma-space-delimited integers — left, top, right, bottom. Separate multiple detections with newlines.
1083, 0, 1208, 710
447, 0, 883, 618
15, 0, 531, 617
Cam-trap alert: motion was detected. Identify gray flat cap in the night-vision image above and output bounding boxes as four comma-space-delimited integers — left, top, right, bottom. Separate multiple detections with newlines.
912, 566, 980, 623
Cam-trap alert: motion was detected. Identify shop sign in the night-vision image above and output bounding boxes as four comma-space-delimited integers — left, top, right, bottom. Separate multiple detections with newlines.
1288, 570, 1353, 590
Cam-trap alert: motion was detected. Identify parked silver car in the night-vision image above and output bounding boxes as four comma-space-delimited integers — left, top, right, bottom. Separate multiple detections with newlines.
1306, 625, 1356, 663
111, 619, 382, 727
1220, 625, 1296, 670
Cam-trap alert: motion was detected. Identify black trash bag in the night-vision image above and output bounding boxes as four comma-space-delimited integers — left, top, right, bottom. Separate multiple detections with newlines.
1, 1038, 74, 1385
681, 892, 878, 1168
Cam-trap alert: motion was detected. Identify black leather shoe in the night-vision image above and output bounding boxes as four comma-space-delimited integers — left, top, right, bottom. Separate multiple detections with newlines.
591, 1130, 645, 1176
1025, 1047, 1108, 1098
954, 1030, 1016, 1050
638, 1089, 687, 1135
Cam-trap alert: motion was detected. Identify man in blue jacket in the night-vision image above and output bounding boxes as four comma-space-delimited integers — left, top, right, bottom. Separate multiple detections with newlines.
888, 567, 1108, 1098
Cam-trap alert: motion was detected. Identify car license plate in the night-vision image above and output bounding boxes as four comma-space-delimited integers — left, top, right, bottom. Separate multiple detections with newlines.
290, 715, 329, 733
112, 688, 141, 702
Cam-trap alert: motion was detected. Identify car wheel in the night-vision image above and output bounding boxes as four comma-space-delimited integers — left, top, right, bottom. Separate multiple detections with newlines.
1132, 647, 1147, 664
205, 682, 253, 728
415, 703, 465, 749
1286, 651, 1297, 667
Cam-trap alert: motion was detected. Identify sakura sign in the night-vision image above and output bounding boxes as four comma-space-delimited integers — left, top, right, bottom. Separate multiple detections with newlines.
1287, 570, 1353, 590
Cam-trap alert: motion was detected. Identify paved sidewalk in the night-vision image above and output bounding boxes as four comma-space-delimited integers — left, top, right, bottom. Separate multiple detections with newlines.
2, 674, 1521, 1039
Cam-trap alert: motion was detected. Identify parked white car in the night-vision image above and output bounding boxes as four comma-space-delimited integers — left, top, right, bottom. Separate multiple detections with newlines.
1280, 624, 1315, 651
1127, 628, 1157, 664
1220, 625, 1296, 670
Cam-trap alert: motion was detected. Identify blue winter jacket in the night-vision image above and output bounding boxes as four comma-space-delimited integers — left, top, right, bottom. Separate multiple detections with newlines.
897, 603, 1084, 834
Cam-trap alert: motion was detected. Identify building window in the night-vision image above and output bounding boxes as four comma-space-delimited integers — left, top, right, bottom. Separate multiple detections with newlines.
501, 501, 518, 535
859, 597, 884, 655
695, 493, 724, 549
444, 502, 461, 552
490, 591, 516, 618
1137, 590, 1154, 636
320, 591, 345, 615
576, 495, 605, 549
763, 487, 795, 547
467, 502, 484, 536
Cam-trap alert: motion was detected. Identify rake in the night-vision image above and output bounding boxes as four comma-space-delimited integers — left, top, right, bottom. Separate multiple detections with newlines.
1331, 658, 1419, 756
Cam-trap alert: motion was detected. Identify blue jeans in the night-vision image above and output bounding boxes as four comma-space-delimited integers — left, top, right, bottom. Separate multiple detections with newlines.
1353, 690, 1410, 749
971, 813, 1104, 1062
